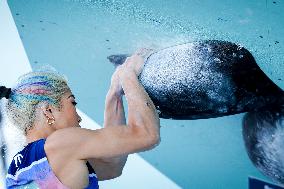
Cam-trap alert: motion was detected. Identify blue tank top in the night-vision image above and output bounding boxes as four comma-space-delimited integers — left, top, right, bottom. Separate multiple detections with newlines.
6, 139, 99, 189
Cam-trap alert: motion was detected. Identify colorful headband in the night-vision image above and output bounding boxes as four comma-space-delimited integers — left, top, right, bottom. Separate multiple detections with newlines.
0, 86, 12, 99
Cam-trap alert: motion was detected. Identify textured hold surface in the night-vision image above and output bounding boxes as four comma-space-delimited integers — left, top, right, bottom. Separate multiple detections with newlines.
141, 40, 284, 119
109, 40, 284, 119
243, 108, 284, 185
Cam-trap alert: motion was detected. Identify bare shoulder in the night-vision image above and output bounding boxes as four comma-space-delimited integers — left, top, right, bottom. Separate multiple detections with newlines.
44, 127, 98, 159
45, 127, 89, 152
44, 124, 158, 161
44, 128, 92, 188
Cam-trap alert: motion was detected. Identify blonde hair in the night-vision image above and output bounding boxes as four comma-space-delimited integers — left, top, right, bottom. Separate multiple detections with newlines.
5, 70, 70, 133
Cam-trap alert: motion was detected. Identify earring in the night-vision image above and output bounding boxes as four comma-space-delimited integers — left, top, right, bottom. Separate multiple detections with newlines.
47, 117, 55, 125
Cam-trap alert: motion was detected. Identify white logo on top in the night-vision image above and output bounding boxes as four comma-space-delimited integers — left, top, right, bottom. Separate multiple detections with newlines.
14, 154, 23, 168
